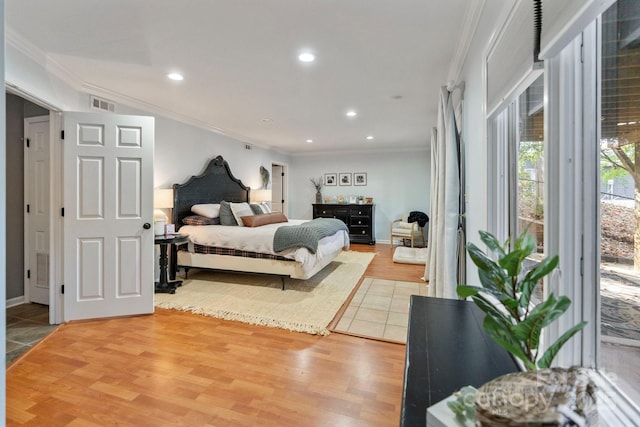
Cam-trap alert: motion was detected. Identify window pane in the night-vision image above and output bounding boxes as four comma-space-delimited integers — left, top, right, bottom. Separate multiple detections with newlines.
599, 0, 640, 405
514, 74, 545, 301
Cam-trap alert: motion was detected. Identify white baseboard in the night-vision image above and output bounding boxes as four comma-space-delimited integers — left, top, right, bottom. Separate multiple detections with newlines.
6, 295, 26, 308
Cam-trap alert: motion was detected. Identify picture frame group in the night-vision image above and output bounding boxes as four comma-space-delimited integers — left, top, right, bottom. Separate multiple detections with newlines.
324, 172, 367, 186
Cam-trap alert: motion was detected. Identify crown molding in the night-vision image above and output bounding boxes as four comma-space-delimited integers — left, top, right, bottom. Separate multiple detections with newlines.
448, 0, 486, 84
291, 145, 429, 157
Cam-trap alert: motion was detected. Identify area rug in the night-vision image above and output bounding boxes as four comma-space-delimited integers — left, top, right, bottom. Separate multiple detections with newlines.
155, 251, 375, 335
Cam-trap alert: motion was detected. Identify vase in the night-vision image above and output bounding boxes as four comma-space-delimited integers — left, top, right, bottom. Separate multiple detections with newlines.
474, 367, 598, 426
316, 191, 322, 204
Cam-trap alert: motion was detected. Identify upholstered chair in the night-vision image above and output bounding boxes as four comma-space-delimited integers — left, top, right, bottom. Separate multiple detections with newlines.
390, 213, 427, 248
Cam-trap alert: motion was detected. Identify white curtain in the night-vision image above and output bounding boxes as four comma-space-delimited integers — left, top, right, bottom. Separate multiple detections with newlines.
425, 85, 464, 298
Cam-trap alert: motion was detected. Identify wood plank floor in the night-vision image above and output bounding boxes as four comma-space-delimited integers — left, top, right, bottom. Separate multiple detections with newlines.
6, 244, 426, 426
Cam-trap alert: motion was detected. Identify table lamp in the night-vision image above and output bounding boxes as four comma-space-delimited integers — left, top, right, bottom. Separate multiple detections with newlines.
154, 188, 174, 235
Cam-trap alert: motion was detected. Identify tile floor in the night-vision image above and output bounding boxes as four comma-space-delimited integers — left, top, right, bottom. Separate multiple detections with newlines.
333, 277, 428, 343
6, 303, 56, 366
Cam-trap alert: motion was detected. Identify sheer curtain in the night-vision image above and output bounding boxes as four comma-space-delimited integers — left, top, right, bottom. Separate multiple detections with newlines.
425, 85, 465, 298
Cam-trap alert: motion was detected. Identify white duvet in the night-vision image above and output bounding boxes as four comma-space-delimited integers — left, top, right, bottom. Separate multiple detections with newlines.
179, 219, 350, 266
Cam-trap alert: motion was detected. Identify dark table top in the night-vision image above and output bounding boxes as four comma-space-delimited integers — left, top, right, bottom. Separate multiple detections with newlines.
400, 295, 520, 427
154, 234, 188, 245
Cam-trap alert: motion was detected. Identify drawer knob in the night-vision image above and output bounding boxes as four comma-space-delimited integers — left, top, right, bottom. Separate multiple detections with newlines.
361, 230, 366, 234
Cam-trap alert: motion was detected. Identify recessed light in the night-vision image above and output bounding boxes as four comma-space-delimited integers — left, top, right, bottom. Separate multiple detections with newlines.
366, 136, 374, 140
346, 110, 357, 117
298, 52, 315, 63
167, 72, 184, 81
306, 139, 313, 143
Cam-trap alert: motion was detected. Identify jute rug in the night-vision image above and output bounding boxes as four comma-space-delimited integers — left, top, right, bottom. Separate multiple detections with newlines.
155, 251, 375, 335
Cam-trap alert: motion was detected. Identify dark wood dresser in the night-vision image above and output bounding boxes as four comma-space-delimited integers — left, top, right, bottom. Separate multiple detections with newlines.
401, 295, 520, 426
312, 203, 375, 245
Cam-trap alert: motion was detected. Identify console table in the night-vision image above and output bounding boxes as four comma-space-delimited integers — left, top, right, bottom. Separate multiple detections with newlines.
312, 203, 375, 244
400, 295, 520, 426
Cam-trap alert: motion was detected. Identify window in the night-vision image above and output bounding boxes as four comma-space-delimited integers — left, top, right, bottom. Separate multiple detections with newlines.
488, 73, 545, 297
597, 0, 640, 405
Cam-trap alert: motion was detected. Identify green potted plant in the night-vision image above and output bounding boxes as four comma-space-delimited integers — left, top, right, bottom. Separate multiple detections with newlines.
456, 230, 596, 425
457, 230, 586, 371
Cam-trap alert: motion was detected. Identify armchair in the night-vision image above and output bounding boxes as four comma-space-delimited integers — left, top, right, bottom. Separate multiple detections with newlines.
390, 213, 427, 248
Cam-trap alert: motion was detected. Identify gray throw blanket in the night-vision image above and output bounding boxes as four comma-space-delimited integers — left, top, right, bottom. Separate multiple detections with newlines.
273, 218, 348, 254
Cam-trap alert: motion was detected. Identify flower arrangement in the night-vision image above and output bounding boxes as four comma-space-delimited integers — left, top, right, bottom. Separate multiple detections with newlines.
310, 177, 323, 192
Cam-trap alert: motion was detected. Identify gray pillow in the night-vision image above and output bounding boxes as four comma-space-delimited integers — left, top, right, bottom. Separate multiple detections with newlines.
250, 203, 264, 215
219, 201, 237, 226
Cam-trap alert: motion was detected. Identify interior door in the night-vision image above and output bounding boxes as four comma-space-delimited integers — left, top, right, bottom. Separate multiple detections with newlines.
25, 116, 51, 305
63, 112, 155, 321
272, 165, 283, 212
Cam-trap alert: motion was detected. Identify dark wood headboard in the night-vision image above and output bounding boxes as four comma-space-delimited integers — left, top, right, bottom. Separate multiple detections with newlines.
172, 156, 250, 230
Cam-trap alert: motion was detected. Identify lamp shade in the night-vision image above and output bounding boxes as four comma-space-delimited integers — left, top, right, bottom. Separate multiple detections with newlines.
154, 188, 174, 209
251, 189, 272, 203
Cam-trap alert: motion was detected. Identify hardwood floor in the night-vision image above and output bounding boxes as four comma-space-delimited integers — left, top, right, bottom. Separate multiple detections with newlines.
6, 244, 425, 426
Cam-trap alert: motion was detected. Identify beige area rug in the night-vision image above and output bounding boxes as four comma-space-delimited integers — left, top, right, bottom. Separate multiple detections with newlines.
155, 251, 375, 335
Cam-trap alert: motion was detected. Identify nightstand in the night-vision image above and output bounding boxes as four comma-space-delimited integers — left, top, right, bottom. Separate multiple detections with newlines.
155, 234, 188, 294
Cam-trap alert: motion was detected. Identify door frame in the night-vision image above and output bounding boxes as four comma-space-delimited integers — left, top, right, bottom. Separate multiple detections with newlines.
271, 162, 288, 215
8, 85, 63, 324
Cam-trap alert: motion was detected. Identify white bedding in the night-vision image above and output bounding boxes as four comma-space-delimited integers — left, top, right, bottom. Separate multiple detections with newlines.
179, 219, 350, 272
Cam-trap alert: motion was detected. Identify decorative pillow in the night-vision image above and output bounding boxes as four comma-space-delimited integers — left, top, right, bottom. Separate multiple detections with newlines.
241, 212, 288, 227
259, 202, 272, 214
191, 203, 220, 218
182, 215, 220, 226
219, 201, 237, 226
230, 202, 254, 227
250, 203, 264, 215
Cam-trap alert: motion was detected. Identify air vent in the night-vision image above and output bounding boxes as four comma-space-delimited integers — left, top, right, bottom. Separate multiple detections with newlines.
90, 95, 116, 113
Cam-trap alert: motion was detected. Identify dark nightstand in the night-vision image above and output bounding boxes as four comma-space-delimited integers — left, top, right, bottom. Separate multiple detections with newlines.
155, 234, 188, 294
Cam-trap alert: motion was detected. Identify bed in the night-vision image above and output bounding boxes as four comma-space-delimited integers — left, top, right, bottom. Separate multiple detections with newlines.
170, 156, 349, 288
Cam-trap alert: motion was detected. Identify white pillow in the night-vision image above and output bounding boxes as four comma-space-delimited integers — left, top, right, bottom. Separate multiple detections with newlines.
229, 202, 254, 227
259, 202, 272, 214
191, 203, 220, 218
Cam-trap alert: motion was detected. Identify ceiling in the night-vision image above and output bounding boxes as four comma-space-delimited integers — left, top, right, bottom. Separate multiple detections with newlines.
6, 0, 476, 154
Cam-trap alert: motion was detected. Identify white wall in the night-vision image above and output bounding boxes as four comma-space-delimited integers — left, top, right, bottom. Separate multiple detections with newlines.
111, 99, 292, 196
458, 0, 515, 281
290, 149, 430, 242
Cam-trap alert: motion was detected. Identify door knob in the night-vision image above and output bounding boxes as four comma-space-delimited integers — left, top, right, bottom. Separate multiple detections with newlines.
143, 222, 151, 230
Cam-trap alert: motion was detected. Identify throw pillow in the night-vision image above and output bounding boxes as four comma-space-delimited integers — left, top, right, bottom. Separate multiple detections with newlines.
182, 215, 220, 226
259, 202, 272, 214
230, 202, 254, 227
241, 212, 288, 227
250, 203, 264, 215
191, 203, 220, 218
219, 201, 237, 226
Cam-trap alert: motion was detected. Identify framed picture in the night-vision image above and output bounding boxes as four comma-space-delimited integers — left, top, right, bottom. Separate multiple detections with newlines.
325, 173, 337, 186
365, 197, 374, 204
339, 173, 352, 186
354, 172, 367, 186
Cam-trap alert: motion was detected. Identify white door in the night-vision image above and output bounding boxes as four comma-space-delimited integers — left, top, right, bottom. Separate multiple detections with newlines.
63, 112, 155, 321
25, 116, 51, 305
272, 165, 283, 213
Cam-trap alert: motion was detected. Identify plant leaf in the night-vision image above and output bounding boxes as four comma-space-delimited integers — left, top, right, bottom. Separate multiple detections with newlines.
499, 250, 526, 277
456, 285, 481, 298
467, 243, 508, 293
512, 294, 572, 350
483, 315, 535, 370
479, 231, 505, 257
537, 321, 587, 368
524, 255, 559, 284
514, 231, 536, 257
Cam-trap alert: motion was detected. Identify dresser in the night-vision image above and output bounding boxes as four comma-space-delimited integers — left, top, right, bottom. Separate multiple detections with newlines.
401, 296, 520, 426
312, 203, 375, 245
